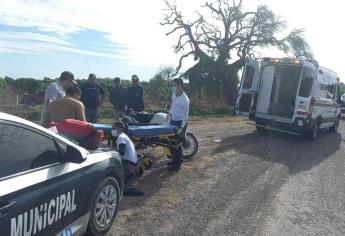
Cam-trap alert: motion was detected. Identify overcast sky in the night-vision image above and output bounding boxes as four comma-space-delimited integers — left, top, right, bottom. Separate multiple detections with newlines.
0, 0, 343, 81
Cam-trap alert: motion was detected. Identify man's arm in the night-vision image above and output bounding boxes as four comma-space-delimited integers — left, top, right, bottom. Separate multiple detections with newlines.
42, 105, 52, 128
118, 143, 126, 156
126, 87, 132, 108
140, 86, 144, 111
181, 97, 190, 128
109, 89, 115, 106
76, 103, 86, 121
41, 85, 57, 125
44, 85, 58, 105
99, 85, 105, 105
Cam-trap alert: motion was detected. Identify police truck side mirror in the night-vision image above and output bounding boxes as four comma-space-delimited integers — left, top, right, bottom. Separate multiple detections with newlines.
65, 145, 86, 163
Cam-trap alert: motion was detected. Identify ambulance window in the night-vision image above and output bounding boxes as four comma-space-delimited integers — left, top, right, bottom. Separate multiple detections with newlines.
299, 68, 314, 98
243, 65, 255, 89
0, 124, 61, 179
327, 82, 336, 99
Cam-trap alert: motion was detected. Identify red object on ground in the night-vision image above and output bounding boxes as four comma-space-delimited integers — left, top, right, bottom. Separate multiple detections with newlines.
50, 119, 103, 150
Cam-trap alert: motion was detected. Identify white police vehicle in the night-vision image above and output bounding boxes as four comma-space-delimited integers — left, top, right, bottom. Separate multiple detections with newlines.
0, 112, 124, 236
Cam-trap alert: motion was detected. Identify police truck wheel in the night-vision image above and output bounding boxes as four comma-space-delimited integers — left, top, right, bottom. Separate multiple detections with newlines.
87, 177, 120, 236
330, 116, 340, 132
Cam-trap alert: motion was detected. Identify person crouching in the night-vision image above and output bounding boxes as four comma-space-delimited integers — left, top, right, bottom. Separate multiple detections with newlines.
111, 121, 144, 196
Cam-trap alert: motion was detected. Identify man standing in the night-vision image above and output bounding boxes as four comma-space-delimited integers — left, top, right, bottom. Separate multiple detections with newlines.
109, 77, 127, 120
41, 71, 76, 125
127, 74, 144, 112
43, 86, 86, 127
169, 78, 190, 135
168, 78, 190, 170
80, 73, 105, 123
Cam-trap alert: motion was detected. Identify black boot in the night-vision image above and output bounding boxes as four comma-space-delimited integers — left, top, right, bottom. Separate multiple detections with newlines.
123, 185, 144, 197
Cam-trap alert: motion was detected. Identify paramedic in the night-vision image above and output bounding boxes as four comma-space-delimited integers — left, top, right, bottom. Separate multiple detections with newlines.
127, 75, 144, 112
80, 73, 105, 123
43, 86, 86, 127
169, 78, 190, 137
112, 121, 144, 196
167, 78, 189, 171
41, 71, 76, 125
109, 77, 127, 120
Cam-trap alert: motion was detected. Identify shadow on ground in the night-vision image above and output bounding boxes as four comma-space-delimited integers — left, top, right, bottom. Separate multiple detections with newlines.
214, 129, 341, 174
119, 158, 177, 211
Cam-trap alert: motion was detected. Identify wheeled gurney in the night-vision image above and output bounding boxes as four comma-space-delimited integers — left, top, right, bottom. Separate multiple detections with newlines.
93, 123, 183, 170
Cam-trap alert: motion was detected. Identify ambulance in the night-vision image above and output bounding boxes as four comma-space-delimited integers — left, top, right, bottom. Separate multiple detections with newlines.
235, 57, 341, 140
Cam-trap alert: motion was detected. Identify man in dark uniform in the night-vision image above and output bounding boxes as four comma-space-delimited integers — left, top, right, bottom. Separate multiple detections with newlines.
127, 75, 144, 112
79, 73, 105, 123
109, 77, 127, 120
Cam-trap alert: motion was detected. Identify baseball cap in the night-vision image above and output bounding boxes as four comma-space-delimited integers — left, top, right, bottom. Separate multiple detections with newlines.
88, 73, 96, 79
60, 71, 77, 84
132, 74, 139, 81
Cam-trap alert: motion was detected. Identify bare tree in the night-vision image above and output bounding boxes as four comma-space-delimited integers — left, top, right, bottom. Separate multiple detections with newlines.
161, 0, 312, 103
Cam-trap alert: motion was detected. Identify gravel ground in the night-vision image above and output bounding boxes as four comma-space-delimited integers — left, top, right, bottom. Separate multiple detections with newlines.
108, 117, 345, 236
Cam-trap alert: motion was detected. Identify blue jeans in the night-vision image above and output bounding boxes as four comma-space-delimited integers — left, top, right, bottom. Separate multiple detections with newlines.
85, 107, 99, 123
170, 120, 187, 137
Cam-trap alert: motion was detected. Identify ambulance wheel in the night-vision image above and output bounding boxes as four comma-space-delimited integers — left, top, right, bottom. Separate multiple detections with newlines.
330, 116, 340, 132
307, 122, 320, 140
87, 177, 120, 236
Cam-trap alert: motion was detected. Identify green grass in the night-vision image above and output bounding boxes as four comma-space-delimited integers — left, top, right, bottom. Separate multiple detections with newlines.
16, 104, 234, 122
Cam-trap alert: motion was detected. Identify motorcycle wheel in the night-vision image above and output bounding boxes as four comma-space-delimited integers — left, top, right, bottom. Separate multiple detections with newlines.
182, 132, 198, 159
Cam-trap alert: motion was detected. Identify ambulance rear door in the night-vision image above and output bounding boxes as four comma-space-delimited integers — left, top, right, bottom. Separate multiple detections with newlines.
235, 58, 260, 119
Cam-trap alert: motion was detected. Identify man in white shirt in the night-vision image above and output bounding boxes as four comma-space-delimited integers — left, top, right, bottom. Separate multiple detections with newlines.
167, 78, 190, 170
169, 78, 190, 136
41, 71, 76, 124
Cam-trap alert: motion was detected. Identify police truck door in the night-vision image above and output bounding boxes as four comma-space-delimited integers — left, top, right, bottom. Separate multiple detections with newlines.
235, 58, 260, 119
0, 122, 84, 236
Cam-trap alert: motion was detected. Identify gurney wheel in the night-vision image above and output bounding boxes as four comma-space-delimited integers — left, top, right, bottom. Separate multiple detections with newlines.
144, 158, 153, 169
135, 167, 143, 177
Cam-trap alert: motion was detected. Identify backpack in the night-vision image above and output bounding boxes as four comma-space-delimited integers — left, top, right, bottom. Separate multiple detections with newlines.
50, 119, 103, 150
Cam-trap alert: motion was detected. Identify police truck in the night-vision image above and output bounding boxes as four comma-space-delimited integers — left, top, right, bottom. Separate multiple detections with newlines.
0, 112, 124, 236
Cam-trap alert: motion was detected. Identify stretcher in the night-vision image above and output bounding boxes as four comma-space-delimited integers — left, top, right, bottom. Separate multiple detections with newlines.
92, 123, 183, 172
93, 124, 177, 137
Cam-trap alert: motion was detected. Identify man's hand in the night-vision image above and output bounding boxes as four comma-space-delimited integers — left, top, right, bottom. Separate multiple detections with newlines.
166, 113, 171, 122
176, 128, 183, 135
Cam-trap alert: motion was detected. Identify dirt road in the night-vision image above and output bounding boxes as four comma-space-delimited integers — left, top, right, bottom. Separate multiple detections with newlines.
109, 117, 345, 236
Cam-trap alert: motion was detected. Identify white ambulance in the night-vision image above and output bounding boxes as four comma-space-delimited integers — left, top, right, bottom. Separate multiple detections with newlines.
235, 57, 341, 140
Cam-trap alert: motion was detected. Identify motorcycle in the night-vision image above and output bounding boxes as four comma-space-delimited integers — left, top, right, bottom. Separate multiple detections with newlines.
120, 110, 198, 159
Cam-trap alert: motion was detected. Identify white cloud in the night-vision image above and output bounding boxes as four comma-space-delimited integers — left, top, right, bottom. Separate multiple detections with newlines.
0, 0, 345, 79
0, 32, 129, 59
0, 0, 181, 65
0, 31, 74, 46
